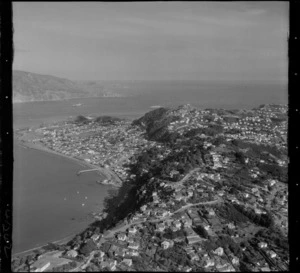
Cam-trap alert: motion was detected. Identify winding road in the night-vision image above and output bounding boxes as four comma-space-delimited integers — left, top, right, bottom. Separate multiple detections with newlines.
104, 197, 222, 239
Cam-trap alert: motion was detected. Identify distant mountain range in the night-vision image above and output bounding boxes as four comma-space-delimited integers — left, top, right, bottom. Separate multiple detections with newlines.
13, 70, 124, 103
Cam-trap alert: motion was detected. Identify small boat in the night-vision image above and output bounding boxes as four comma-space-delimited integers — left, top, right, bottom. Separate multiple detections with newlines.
82, 203, 85, 206
85, 196, 88, 199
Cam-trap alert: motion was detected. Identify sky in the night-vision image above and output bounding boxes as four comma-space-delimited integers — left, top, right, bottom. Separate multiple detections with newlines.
13, 2, 288, 83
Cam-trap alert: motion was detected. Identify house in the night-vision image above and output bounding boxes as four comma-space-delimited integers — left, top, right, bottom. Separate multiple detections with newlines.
261, 266, 271, 271
182, 266, 192, 272
204, 258, 215, 268
108, 260, 117, 271
171, 226, 179, 232
117, 233, 127, 241
127, 235, 135, 244
243, 193, 249, 198
115, 248, 126, 257
183, 218, 193, 227
66, 250, 78, 258
128, 226, 137, 234
188, 252, 200, 261
122, 258, 133, 267
73, 244, 80, 251
91, 234, 100, 242
204, 224, 210, 231
225, 222, 235, 229
185, 227, 195, 237
214, 247, 224, 256
161, 241, 171, 249
100, 261, 109, 269
232, 256, 239, 265
255, 208, 263, 214
258, 242, 268, 248
173, 220, 181, 229
140, 205, 147, 212
187, 190, 194, 197
99, 251, 105, 258
187, 236, 202, 245
269, 180, 277, 187
126, 250, 139, 256
156, 223, 165, 232
267, 250, 277, 258
207, 208, 216, 216
175, 194, 184, 201
157, 210, 170, 218
128, 242, 140, 250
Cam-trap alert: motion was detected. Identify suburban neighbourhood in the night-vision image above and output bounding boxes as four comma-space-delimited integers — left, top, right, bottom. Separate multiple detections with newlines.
13, 104, 288, 272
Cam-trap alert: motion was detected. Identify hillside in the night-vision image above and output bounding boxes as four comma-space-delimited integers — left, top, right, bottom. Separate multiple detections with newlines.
13, 70, 122, 103
12, 103, 288, 272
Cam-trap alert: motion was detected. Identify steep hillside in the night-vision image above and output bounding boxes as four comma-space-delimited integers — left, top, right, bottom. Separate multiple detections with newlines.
13, 70, 121, 103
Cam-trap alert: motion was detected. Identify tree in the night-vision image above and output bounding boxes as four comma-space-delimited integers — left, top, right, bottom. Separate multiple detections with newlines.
79, 240, 96, 256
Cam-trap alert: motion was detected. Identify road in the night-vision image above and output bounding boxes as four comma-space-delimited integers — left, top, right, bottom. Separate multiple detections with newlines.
164, 168, 202, 187
104, 197, 222, 239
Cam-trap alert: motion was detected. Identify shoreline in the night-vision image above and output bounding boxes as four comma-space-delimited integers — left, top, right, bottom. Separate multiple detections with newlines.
19, 139, 122, 187
17, 139, 104, 176
13, 132, 120, 257
12, 228, 86, 258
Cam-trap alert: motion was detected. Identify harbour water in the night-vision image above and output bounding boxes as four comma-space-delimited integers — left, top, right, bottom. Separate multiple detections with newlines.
13, 140, 110, 254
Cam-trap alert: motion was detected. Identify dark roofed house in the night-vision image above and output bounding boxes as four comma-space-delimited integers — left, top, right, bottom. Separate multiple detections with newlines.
101, 242, 111, 253
187, 236, 202, 245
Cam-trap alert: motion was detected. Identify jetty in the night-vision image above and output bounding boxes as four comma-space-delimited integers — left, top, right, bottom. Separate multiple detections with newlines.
77, 167, 123, 186
77, 168, 102, 175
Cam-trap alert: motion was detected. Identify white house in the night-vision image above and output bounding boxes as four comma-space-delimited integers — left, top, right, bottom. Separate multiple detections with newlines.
122, 258, 133, 267
118, 233, 127, 241
258, 242, 268, 248
67, 250, 78, 258
128, 226, 137, 234
214, 247, 224, 256
128, 242, 139, 250
161, 241, 171, 249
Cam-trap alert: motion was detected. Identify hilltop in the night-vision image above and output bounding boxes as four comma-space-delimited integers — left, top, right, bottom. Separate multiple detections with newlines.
13, 70, 123, 103
12, 103, 288, 272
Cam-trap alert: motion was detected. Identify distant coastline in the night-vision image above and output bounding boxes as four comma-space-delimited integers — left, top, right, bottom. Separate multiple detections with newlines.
13, 95, 126, 104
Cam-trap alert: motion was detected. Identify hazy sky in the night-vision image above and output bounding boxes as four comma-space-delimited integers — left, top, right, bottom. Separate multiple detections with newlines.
13, 2, 288, 82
